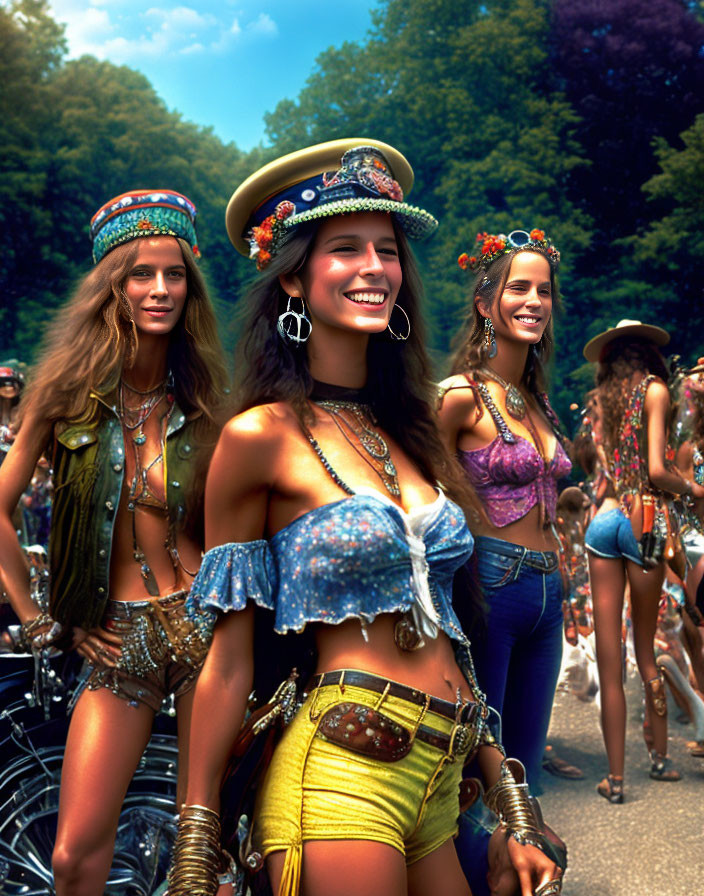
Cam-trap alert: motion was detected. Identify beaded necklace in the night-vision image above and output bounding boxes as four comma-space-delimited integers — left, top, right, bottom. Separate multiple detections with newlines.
308, 380, 400, 497
118, 376, 197, 595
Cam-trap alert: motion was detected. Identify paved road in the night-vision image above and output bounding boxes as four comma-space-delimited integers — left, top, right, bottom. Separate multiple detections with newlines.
538, 672, 704, 896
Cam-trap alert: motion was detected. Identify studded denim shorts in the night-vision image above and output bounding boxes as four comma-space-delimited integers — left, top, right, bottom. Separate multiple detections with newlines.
85, 590, 211, 711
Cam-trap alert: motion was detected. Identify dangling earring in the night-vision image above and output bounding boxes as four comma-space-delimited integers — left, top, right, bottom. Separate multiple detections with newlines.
484, 317, 497, 359
387, 303, 411, 341
277, 295, 312, 345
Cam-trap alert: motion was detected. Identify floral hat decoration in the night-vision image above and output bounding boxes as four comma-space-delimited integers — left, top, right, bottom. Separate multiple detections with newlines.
90, 189, 200, 264
226, 138, 438, 270
457, 229, 560, 274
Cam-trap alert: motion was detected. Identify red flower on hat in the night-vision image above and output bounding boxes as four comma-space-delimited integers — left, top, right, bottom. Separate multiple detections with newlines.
275, 200, 295, 220
256, 250, 272, 271
138, 218, 153, 230
253, 221, 274, 249
530, 228, 545, 241
192, 245, 201, 258
457, 253, 470, 270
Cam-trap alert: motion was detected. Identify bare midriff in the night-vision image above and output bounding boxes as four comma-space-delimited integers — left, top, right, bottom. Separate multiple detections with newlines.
470, 502, 560, 553
108, 497, 200, 601
314, 615, 474, 705
108, 401, 201, 602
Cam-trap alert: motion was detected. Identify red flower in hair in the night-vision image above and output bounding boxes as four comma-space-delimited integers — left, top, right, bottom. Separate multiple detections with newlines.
457, 253, 470, 270
192, 245, 201, 258
530, 228, 545, 241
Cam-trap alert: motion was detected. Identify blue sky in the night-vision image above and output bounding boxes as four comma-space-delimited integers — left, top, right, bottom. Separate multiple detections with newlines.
48, 0, 380, 150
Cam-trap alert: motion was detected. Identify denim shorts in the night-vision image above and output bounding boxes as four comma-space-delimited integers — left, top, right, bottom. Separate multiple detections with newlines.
584, 508, 642, 566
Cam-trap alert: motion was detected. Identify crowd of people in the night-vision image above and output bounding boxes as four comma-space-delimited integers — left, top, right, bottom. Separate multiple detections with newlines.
1, 137, 703, 896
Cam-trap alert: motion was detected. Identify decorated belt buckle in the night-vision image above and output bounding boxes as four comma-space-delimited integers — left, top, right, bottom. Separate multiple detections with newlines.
449, 723, 475, 757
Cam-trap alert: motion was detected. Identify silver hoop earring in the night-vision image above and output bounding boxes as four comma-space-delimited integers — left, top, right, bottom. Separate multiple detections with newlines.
387, 303, 411, 341
484, 317, 497, 359
277, 295, 312, 345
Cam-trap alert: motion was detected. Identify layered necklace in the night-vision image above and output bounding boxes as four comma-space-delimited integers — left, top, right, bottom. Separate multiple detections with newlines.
118, 375, 175, 595
119, 377, 169, 445
479, 366, 527, 421
309, 380, 400, 497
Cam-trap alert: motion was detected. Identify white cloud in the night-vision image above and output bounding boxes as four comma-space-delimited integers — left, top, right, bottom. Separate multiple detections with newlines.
247, 12, 277, 37
49, 1, 279, 61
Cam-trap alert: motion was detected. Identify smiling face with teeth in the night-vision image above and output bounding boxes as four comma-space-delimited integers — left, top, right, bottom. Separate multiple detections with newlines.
279, 212, 403, 340
479, 250, 552, 349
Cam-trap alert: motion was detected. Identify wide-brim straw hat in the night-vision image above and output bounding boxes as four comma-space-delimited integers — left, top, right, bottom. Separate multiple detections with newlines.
226, 138, 438, 265
583, 319, 670, 362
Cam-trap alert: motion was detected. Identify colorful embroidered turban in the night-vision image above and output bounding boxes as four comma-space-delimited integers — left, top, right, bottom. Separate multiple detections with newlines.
90, 189, 200, 263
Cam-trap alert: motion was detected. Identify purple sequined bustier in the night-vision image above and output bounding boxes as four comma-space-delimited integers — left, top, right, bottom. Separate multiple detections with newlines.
459, 431, 571, 529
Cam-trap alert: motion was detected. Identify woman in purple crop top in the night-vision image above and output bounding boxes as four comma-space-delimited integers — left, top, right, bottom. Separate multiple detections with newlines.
438, 229, 570, 796
167, 147, 562, 896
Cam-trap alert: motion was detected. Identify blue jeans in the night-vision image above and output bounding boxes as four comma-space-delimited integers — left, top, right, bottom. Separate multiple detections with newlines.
470, 535, 564, 791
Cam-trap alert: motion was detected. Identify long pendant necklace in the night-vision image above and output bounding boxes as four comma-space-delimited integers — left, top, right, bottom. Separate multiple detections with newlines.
119, 377, 168, 445
313, 399, 400, 497
479, 366, 527, 421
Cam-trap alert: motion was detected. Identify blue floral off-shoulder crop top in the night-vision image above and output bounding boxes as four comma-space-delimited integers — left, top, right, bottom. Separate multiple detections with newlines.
187, 487, 474, 646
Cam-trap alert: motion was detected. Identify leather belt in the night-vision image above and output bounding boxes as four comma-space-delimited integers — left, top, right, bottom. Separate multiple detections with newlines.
307, 669, 478, 726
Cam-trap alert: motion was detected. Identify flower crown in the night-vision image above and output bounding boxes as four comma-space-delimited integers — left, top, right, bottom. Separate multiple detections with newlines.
457, 229, 560, 273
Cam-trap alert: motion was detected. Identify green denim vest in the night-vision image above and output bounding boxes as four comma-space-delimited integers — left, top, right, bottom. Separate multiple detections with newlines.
49, 393, 197, 629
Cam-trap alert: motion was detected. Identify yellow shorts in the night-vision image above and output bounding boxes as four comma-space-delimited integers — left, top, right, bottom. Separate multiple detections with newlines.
253, 672, 474, 895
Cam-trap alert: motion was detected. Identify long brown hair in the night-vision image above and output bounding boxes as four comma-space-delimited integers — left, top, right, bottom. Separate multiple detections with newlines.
20, 238, 228, 428
233, 216, 481, 521
449, 248, 560, 396
18, 237, 229, 538
596, 336, 669, 458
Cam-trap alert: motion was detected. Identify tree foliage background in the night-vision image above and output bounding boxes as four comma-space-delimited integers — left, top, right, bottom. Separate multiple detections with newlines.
2, 0, 704, 424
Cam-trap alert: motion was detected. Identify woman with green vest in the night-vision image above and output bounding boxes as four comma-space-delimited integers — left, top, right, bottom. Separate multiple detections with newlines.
0, 190, 228, 896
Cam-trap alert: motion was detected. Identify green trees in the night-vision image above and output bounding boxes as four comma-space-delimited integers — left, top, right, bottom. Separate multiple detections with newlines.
3, 0, 704, 419
0, 0, 256, 361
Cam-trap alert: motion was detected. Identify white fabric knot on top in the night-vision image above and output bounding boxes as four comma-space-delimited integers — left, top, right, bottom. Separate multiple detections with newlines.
355, 486, 446, 643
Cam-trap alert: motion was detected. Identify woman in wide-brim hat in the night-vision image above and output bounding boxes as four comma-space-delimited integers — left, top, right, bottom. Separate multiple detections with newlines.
582, 319, 704, 802
0, 189, 228, 895
170, 140, 562, 896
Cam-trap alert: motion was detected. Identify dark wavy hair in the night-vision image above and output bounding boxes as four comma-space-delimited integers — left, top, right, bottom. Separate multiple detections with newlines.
233, 216, 481, 521
449, 248, 560, 396
596, 336, 669, 458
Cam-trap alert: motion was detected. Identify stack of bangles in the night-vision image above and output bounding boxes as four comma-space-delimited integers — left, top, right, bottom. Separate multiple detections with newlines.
483, 758, 564, 890
168, 805, 235, 896
19, 612, 63, 650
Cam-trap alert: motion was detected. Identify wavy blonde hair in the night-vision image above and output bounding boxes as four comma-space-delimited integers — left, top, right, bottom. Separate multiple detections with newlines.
19, 238, 229, 431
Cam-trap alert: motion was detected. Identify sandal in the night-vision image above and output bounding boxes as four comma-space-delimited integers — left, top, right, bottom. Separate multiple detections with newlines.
687, 740, 704, 757
542, 746, 584, 779
596, 774, 624, 803
649, 750, 681, 781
